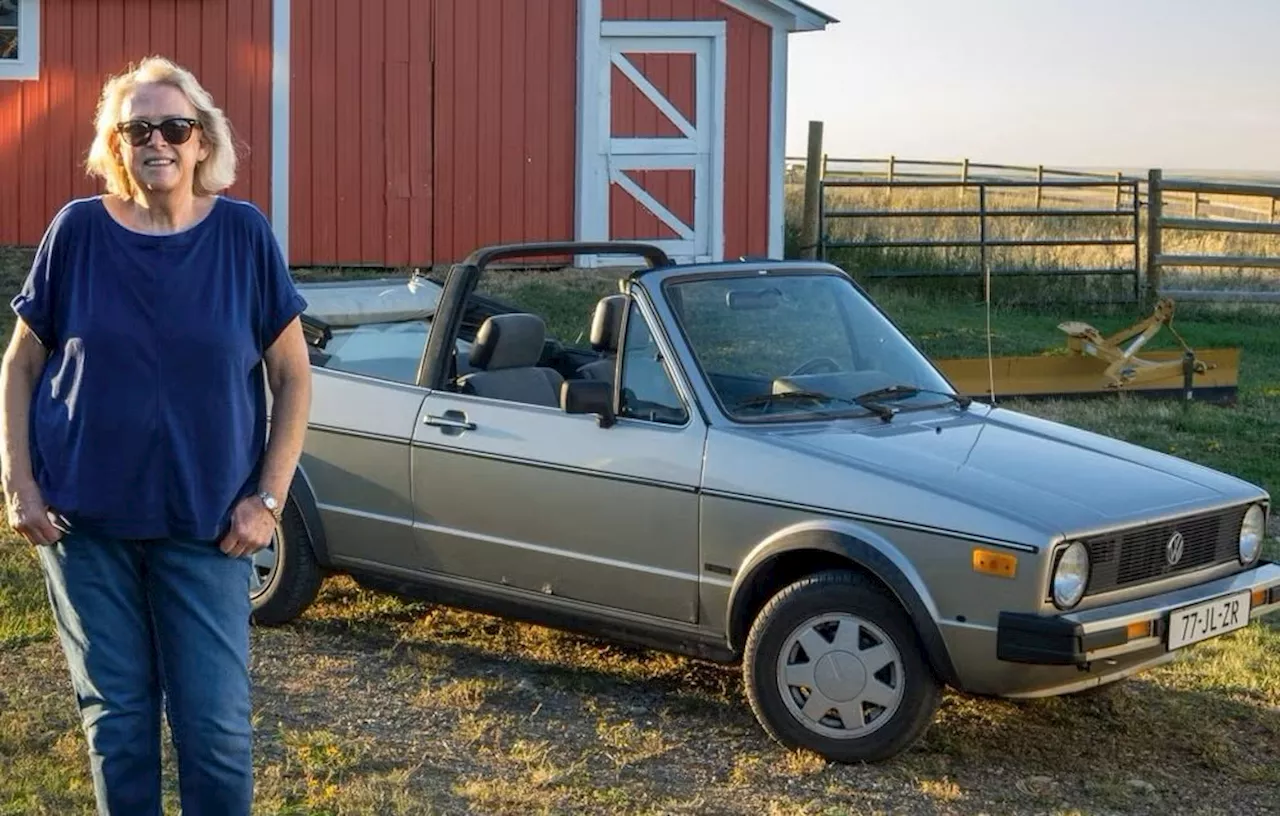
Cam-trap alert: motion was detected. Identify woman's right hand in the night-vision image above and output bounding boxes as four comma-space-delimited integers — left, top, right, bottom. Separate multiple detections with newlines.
5, 483, 63, 546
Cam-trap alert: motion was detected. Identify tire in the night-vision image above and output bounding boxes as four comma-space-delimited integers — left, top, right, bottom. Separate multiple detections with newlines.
249, 498, 324, 626
742, 569, 942, 763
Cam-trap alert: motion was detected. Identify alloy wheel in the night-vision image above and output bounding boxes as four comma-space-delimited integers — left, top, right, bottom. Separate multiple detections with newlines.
775, 612, 906, 740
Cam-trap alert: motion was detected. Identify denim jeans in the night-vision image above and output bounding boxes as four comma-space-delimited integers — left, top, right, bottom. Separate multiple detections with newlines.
37, 530, 254, 816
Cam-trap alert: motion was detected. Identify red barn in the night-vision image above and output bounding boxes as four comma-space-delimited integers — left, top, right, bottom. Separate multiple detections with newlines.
0, 0, 834, 267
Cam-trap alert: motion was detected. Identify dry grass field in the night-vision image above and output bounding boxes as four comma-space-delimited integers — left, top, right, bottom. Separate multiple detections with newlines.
2, 196, 1280, 816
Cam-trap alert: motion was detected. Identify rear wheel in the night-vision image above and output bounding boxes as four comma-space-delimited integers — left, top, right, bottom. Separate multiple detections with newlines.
742, 569, 941, 763
249, 498, 323, 626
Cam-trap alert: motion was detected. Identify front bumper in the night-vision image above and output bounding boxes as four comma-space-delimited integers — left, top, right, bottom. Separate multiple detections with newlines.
997, 560, 1280, 667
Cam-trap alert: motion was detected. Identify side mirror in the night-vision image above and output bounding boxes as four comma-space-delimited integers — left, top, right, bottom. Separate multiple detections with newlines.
561, 379, 617, 428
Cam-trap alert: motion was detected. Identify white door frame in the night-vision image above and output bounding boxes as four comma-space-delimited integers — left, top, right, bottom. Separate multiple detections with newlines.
575, 14, 727, 267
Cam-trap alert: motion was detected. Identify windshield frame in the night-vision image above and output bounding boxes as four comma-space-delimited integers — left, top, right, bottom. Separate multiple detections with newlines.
655, 265, 960, 425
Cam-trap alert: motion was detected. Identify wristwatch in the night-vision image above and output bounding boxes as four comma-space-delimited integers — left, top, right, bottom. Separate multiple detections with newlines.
257, 490, 283, 519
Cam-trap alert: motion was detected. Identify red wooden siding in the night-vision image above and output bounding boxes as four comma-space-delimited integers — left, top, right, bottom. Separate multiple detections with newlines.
603, 0, 771, 259
0, 0, 273, 248
291, 0, 577, 268
289, 0, 433, 268
432, 0, 578, 266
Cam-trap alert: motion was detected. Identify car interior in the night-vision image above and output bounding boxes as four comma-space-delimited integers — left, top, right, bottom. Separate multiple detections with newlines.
303, 286, 686, 422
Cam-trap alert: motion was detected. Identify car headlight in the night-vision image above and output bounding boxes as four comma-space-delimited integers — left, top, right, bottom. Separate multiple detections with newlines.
1239, 504, 1265, 565
1052, 541, 1090, 609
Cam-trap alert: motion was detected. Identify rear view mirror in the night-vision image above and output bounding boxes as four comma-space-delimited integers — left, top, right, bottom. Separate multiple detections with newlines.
561, 380, 616, 428
727, 287, 782, 310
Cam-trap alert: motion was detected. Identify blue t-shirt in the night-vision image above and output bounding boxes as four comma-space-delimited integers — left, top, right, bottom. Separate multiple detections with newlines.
11, 195, 307, 542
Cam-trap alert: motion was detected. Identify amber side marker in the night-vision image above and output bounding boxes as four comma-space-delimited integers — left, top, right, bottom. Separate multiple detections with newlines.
972, 548, 1017, 578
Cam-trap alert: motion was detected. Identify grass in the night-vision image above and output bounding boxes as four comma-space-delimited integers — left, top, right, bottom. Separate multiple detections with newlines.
2, 223, 1280, 814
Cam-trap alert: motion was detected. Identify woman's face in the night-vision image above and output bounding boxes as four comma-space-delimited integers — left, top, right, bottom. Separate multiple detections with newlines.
116, 82, 209, 198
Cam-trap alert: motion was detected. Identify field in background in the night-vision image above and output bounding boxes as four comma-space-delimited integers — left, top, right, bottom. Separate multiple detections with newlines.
3, 195, 1280, 813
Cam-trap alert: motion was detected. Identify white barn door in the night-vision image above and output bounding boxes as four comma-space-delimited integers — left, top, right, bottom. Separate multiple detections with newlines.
578, 20, 726, 266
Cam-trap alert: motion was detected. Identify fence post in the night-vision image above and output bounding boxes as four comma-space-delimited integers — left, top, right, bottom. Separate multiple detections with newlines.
1146, 169, 1163, 303
1035, 165, 1043, 209
978, 184, 988, 302
800, 120, 824, 260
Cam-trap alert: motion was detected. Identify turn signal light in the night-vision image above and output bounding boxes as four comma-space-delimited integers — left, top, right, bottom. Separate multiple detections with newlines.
972, 548, 1017, 578
1252, 588, 1267, 608
1127, 621, 1152, 640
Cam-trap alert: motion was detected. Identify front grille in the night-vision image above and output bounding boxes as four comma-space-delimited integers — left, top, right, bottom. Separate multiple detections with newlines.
1082, 506, 1246, 595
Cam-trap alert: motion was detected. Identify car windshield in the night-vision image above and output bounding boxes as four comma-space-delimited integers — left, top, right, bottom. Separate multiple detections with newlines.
663, 271, 957, 421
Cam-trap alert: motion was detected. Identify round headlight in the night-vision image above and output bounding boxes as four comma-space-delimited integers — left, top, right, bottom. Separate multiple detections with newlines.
1239, 504, 1265, 565
1052, 541, 1090, 609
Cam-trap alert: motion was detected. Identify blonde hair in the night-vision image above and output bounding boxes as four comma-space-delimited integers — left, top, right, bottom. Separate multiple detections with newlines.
85, 56, 238, 199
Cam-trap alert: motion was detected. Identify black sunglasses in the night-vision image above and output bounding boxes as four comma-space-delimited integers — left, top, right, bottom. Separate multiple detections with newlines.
116, 117, 202, 147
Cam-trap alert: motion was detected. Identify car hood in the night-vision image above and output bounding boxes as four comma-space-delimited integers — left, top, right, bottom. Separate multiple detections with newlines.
710, 404, 1264, 545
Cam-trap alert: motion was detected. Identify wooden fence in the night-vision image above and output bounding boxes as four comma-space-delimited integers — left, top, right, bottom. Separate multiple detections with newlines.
1147, 169, 1280, 303
794, 121, 1280, 304
817, 176, 1142, 302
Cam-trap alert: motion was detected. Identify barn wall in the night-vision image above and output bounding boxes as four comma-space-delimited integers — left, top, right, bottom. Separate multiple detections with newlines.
603, 0, 772, 260
432, 0, 579, 265
289, 0, 434, 268
0, 0, 274, 248
290, 0, 579, 269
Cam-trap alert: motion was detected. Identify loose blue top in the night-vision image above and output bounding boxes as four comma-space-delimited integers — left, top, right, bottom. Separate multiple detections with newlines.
11, 195, 307, 542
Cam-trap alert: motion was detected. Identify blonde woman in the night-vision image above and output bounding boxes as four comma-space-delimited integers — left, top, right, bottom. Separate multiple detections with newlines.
0, 57, 311, 814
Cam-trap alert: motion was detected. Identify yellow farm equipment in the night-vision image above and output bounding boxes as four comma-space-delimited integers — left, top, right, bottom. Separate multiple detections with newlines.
934, 298, 1240, 404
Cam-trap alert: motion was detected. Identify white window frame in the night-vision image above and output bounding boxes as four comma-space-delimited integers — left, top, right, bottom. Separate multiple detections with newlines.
0, 0, 39, 80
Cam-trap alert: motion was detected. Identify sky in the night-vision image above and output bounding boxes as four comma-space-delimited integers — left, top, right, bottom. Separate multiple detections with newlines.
785, 0, 1280, 174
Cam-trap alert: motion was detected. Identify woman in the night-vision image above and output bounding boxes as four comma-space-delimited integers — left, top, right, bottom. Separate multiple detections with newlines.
0, 57, 312, 814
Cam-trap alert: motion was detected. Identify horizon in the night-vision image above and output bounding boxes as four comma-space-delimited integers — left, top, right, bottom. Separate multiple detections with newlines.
785, 0, 1280, 176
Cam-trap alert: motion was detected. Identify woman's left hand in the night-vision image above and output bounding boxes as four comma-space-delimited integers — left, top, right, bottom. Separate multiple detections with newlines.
218, 496, 276, 558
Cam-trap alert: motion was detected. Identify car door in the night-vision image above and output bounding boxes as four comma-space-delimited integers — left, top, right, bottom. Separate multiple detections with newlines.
408, 295, 705, 624
302, 349, 428, 570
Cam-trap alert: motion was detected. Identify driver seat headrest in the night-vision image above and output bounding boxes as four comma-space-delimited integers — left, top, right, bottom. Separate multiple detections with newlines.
469, 313, 547, 371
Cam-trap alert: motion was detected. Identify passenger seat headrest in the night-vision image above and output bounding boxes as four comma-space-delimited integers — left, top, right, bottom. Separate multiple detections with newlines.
469, 313, 547, 371
590, 295, 628, 353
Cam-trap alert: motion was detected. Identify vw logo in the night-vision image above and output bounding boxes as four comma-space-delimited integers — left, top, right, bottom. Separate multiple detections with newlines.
1166, 531, 1185, 566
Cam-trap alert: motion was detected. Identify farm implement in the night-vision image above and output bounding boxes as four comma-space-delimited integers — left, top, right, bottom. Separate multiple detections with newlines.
934, 298, 1240, 404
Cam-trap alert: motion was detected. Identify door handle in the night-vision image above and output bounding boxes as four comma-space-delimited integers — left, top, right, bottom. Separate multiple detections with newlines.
423, 412, 476, 431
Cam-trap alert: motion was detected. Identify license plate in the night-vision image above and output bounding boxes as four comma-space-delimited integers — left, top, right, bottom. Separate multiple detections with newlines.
1166, 590, 1251, 650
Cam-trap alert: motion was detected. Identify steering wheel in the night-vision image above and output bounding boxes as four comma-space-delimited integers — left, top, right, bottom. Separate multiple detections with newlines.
790, 356, 842, 377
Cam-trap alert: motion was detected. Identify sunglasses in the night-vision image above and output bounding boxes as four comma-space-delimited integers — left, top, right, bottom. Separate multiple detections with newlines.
116, 117, 202, 147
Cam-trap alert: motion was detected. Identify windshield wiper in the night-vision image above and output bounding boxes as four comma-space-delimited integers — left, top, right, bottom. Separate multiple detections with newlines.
853, 384, 972, 410
733, 390, 897, 421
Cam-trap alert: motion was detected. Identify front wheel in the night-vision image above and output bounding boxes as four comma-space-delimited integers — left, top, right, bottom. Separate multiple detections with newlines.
742, 570, 941, 763
249, 498, 324, 626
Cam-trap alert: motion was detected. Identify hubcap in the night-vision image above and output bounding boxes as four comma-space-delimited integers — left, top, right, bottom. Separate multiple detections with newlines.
248, 530, 280, 600
776, 613, 905, 740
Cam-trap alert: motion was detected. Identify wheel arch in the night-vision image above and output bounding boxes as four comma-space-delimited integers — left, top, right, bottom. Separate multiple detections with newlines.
287, 464, 333, 568
726, 521, 960, 688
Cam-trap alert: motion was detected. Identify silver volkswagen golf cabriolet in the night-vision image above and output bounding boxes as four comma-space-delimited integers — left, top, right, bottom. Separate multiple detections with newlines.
252, 241, 1280, 763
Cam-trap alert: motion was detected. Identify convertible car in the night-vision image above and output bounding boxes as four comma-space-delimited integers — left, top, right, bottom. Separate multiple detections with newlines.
252, 241, 1280, 763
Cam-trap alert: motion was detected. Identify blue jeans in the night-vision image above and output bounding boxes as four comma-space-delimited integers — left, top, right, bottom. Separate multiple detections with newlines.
37, 531, 254, 815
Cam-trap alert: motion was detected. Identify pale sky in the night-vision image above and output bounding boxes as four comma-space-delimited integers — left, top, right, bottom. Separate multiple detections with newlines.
786, 0, 1280, 174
